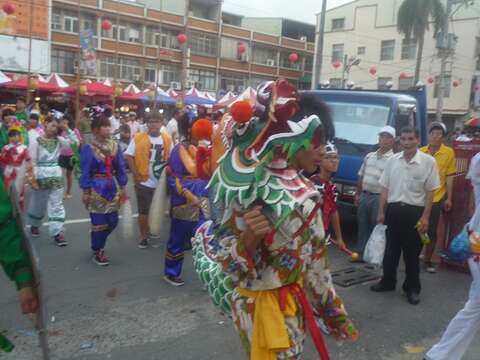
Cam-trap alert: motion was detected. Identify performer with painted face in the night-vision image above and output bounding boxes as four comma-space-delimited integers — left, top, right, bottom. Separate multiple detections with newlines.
27, 115, 78, 247
79, 114, 128, 266
195, 80, 357, 360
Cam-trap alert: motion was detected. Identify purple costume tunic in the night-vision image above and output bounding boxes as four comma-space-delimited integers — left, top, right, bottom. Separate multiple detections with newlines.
79, 139, 128, 251
164, 143, 209, 278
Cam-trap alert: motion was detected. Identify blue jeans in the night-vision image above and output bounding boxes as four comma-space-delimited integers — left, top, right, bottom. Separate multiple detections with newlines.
356, 192, 380, 254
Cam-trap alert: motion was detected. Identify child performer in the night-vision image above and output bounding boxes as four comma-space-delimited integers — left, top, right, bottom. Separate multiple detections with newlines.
0, 123, 33, 209
310, 142, 347, 250
27, 116, 78, 246
163, 116, 212, 286
79, 115, 128, 266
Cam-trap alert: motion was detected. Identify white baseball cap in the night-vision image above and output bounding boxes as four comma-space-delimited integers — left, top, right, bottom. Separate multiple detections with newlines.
378, 125, 396, 138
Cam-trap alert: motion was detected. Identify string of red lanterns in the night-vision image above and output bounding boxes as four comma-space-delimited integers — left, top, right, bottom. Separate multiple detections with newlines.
177, 33, 188, 45
2, 2, 15, 15
101, 19, 113, 31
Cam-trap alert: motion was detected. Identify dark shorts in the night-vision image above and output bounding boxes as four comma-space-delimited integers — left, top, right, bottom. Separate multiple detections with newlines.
135, 184, 155, 215
58, 155, 73, 171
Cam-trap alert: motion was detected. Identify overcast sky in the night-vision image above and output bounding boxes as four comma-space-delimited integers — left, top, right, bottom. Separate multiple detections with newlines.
222, 0, 353, 24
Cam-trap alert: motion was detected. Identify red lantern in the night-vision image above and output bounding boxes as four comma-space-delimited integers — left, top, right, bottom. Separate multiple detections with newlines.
453, 80, 460, 88
369, 67, 377, 76
2, 2, 15, 15
427, 76, 434, 84
332, 61, 342, 69
177, 33, 187, 45
237, 43, 247, 54
288, 53, 299, 63
399, 72, 408, 80
101, 19, 113, 31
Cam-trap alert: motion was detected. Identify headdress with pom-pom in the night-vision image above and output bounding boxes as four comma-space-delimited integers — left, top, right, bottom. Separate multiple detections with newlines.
191, 118, 213, 140
230, 100, 253, 124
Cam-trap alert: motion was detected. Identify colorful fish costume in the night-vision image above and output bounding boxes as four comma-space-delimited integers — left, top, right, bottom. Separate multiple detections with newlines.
193, 79, 357, 360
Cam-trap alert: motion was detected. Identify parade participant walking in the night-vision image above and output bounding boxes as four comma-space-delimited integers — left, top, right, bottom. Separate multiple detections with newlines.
424, 152, 480, 360
0, 179, 38, 353
0, 108, 29, 149
125, 113, 172, 248
27, 116, 79, 246
166, 110, 180, 144
354, 126, 395, 260
372, 126, 439, 305
58, 116, 82, 199
209, 81, 357, 359
163, 117, 212, 286
27, 113, 44, 144
420, 122, 456, 273
80, 115, 128, 266
0, 122, 33, 209
15, 97, 28, 125
310, 142, 347, 249
126, 112, 141, 137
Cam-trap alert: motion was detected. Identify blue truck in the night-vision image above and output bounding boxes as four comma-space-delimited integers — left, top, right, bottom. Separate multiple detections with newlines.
306, 88, 428, 205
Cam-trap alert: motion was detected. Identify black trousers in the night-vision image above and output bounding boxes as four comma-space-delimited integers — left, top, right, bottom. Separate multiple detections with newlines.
382, 202, 424, 293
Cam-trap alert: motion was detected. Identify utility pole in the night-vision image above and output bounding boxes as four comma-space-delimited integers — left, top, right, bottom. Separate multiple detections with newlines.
341, 55, 360, 88
26, 0, 34, 104
312, 0, 327, 90
435, 0, 454, 123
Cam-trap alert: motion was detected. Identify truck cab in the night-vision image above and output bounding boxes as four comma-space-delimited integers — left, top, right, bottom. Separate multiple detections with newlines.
304, 88, 428, 205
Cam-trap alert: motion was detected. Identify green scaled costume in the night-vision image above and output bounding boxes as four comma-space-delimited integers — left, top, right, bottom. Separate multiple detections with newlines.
0, 179, 34, 352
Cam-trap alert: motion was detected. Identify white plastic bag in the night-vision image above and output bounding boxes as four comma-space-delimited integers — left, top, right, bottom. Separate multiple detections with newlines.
363, 224, 387, 266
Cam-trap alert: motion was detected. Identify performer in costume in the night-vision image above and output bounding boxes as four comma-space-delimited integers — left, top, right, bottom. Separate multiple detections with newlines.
27, 115, 78, 246
203, 80, 357, 359
0, 179, 38, 352
163, 116, 213, 286
0, 122, 33, 210
80, 115, 128, 266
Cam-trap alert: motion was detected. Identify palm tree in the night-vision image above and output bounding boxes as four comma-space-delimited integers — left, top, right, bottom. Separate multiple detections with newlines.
397, 0, 446, 84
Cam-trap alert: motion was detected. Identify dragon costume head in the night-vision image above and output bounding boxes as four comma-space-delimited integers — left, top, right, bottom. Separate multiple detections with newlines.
209, 78, 334, 222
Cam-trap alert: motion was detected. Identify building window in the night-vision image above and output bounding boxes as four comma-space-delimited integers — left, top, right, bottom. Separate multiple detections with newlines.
357, 46, 366, 56
119, 58, 141, 81
52, 11, 62, 31
380, 40, 395, 61
145, 28, 180, 49
189, 31, 218, 57
280, 52, 301, 70
378, 77, 392, 90
82, 15, 97, 35
304, 56, 314, 72
398, 76, 414, 90
331, 18, 345, 31
220, 73, 247, 92
189, 68, 216, 90
252, 46, 277, 66
329, 78, 342, 88
102, 22, 142, 43
51, 49, 76, 74
64, 15, 79, 33
160, 64, 180, 85
434, 74, 452, 98
332, 44, 344, 63
401, 38, 416, 60
475, 37, 480, 71
99, 56, 117, 79
221, 37, 248, 61
144, 63, 157, 83
250, 77, 274, 88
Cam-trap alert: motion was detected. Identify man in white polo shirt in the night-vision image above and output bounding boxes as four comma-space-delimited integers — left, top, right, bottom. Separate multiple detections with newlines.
354, 126, 395, 260
371, 126, 439, 305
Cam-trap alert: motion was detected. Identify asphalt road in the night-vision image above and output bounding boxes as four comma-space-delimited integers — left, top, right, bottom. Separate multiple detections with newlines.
1, 179, 479, 360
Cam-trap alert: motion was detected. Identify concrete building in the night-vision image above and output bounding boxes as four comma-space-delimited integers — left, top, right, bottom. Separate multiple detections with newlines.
316, 0, 480, 127
45, 0, 315, 94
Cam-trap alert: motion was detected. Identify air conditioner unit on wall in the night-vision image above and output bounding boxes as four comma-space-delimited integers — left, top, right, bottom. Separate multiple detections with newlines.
132, 74, 140, 81
186, 80, 195, 89
170, 81, 181, 90
226, 84, 235, 91
300, 36, 307, 42
266, 59, 275, 67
